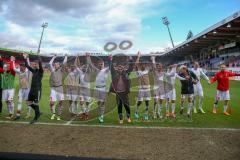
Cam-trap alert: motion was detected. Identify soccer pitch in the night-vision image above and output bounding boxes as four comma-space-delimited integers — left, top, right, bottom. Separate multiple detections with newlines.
0, 72, 240, 129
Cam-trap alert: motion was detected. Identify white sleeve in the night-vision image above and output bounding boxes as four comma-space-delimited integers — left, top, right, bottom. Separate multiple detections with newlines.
200, 68, 209, 81
152, 58, 156, 70
165, 67, 177, 77
63, 56, 67, 65
49, 56, 55, 72
175, 73, 186, 80
76, 67, 83, 74
27, 58, 30, 66
86, 56, 99, 72
27, 68, 30, 75
13, 62, 21, 74
104, 67, 110, 73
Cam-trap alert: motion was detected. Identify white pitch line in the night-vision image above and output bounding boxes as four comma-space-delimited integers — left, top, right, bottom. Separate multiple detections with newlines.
65, 117, 76, 125
0, 120, 240, 131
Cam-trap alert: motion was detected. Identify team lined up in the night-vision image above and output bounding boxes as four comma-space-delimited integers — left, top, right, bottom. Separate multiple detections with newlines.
0, 52, 239, 124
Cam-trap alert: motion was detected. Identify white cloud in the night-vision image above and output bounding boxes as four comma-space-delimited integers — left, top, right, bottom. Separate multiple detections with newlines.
0, 22, 38, 50
0, 0, 169, 54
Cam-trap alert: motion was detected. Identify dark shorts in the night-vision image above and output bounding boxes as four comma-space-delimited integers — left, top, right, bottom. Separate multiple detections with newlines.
28, 88, 41, 103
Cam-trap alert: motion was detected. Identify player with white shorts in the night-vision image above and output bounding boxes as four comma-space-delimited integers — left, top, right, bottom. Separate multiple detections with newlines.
75, 55, 93, 120
151, 56, 167, 119
165, 89, 176, 101
13, 62, 31, 120
191, 62, 209, 114
65, 63, 79, 116
216, 90, 230, 101
88, 54, 110, 123
164, 64, 179, 118
2, 89, 15, 101
50, 86, 65, 102
163, 64, 185, 118
66, 88, 78, 101
135, 52, 151, 121
49, 55, 67, 121
79, 86, 91, 103
209, 64, 240, 116
18, 88, 30, 116
153, 74, 165, 118
138, 88, 151, 101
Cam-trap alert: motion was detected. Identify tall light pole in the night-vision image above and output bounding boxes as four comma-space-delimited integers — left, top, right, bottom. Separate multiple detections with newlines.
37, 22, 48, 54
162, 17, 174, 48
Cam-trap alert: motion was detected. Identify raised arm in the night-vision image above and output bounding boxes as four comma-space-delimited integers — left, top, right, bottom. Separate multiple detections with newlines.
127, 56, 134, 73
38, 56, 43, 73
109, 55, 116, 77
49, 55, 56, 72
74, 55, 79, 68
9, 56, 16, 76
151, 56, 156, 70
12, 61, 21, 74
61, 54, 68, 72
74, 56, 82, 73
63, 54, 68, 65
135, 51, 141, 71
104, 54, 112, 73
86, 53, 99, 72
23, 54, 34, 72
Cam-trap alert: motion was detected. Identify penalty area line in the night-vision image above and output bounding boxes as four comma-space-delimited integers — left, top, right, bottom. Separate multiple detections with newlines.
0, 120, 240, 131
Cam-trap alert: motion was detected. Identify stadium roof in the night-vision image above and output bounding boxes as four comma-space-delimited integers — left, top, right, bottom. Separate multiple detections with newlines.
0, 47, 37, 56
162, 11, 240, 57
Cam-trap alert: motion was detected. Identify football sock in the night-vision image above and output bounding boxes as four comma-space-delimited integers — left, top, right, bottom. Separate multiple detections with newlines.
171, 103, 176, 113
158, 104, 162, 115
187, 102, 193, 115
199, 96, 203, 109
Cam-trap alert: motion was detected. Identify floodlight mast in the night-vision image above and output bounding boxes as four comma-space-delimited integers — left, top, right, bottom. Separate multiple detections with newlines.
37, 22, 48, 54
162, 17, 174, 48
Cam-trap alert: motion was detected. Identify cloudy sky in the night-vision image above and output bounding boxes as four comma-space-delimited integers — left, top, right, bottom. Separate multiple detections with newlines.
0, 0, 239, 55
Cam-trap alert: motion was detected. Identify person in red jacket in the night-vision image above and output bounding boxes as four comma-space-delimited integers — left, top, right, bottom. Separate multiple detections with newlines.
209, 64, 240, 116
0, 55, 4, 114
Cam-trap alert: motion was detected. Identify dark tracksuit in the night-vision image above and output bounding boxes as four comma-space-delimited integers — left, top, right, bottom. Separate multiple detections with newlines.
109, 59, 134, 120
25, 57, 44, 120
178, 70, 198, 95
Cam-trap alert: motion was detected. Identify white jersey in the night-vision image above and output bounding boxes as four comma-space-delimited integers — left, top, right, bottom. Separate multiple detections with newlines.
65, 70, 79, 88
74, 67, 90, 88
136, 69, 150, 89
165, 67, 186, 90
13, 65, 31, 89
95, 68, 109, 87
153, 71, 165, 90
191, 68, 209, 85
19, 70, 31, 89
165, 68, 176, 90
79, 72, 90, 88
49, 56, 67, 87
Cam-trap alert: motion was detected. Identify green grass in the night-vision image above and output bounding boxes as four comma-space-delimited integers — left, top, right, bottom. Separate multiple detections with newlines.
1, 72, 240, 129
